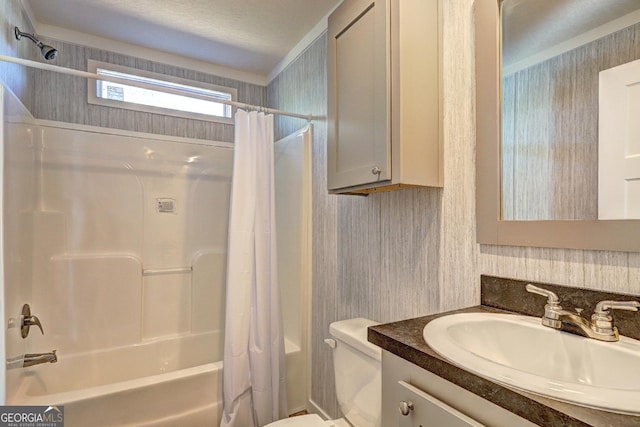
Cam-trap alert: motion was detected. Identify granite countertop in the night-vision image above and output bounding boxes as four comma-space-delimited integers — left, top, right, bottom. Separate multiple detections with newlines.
368, 276, 640, 427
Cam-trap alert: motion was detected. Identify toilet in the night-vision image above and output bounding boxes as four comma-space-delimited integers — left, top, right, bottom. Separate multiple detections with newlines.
267, 317, 381, 427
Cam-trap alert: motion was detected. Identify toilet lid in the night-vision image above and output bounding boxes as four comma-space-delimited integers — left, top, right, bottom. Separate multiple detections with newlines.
266, 414, 328, 426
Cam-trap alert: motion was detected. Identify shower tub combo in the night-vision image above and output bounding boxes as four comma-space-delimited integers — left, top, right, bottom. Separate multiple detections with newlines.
2, 86, 309, 426
10, 334, 301, 426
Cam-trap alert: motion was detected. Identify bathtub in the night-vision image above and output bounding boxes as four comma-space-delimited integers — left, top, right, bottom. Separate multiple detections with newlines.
8, 332, 302, 427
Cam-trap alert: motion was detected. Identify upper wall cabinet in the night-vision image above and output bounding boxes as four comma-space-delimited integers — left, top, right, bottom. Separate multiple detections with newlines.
327, 0, 442, 195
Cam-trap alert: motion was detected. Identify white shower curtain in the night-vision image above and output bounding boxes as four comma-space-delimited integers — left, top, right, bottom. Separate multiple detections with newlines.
220, 110, 288, 427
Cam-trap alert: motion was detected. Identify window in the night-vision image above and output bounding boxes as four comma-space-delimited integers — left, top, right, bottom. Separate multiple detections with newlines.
88, 60, 237, 124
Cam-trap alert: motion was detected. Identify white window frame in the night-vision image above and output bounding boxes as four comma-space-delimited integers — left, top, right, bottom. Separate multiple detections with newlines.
87, 59, 237, 124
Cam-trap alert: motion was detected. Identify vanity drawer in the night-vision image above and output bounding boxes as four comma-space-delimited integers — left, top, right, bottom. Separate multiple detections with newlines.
382, 351, 537, 427
397, 380, 483, 427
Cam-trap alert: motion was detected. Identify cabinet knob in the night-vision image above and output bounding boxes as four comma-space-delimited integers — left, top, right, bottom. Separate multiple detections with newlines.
371, 166, 382, 175
398, 400, 414, 416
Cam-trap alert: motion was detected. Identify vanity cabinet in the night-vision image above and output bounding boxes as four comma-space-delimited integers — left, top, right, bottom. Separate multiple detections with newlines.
327, 0, 442, 194
383, 351, 537, 427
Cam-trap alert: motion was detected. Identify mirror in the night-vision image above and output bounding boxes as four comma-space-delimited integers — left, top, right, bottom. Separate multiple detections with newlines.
501, 0, 640, 221
475, 0, 640, 251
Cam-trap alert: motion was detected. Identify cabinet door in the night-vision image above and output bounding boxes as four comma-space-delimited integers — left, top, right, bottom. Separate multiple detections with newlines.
327, 0, 391, 191
397, 381, 484, 427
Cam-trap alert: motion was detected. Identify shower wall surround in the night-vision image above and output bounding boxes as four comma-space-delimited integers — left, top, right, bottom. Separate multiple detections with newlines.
1, 93, 234, 416
24, 123, 232, 356
268, 0, 640, 419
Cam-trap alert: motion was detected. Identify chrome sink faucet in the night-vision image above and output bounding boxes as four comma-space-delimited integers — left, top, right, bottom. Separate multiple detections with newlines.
526, 284, 640, 342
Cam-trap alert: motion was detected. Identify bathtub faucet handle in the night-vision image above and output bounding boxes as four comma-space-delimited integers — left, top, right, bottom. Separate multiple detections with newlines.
20, 304, 44, 338
24, 315, 44, 335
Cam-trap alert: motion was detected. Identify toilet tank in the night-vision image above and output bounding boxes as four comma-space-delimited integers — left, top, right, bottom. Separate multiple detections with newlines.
329, 318, 381, 427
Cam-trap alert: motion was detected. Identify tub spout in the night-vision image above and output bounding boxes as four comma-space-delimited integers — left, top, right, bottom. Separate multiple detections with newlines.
23, 350, 57, 367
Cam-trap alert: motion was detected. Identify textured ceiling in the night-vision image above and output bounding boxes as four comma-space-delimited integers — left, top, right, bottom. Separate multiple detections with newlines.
27, 1, 639, 78
503, 0, 640, 67
24, 0, 341, 76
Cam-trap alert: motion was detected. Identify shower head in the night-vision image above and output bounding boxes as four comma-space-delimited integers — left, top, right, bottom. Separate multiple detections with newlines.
14, 27, 58, 61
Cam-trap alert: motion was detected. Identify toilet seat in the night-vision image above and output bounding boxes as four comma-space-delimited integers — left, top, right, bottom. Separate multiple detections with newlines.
265, 414, 328, 426
265, 414, 351, 427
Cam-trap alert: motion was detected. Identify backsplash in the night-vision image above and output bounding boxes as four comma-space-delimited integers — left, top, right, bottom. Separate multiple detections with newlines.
482, 275, 640, 341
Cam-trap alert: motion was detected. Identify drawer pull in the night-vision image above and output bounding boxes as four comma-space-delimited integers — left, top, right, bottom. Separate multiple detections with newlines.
399, 400, 414, 416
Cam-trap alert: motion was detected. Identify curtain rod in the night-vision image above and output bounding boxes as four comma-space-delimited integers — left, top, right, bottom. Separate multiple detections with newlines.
0, 54, 315, 122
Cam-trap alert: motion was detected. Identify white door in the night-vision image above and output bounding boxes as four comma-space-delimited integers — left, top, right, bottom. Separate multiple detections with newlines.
599, 59, 640, 219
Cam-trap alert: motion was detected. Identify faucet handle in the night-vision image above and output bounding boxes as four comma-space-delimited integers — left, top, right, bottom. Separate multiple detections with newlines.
23, 315, 44, 335
594, 300, 640, 314
20, 304, 44, 338
526, 284, 563, 328
525, 284, 561, 305
591, 300, 640, 338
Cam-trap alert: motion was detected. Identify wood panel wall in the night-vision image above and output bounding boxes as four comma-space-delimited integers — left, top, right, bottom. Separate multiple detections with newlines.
267, 2, 480, 413
268, 0, 640, 419
0, 0, 38, 110
33, 37, 266, 142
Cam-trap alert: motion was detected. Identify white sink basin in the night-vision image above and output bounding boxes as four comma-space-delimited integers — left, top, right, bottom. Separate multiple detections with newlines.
423, 313, 640, 415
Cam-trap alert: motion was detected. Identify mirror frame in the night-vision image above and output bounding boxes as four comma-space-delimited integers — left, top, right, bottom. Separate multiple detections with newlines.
475, 0, 640, 252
